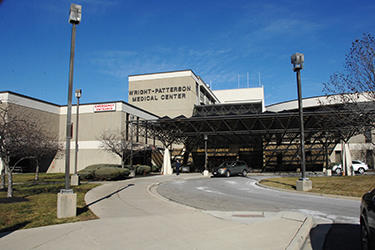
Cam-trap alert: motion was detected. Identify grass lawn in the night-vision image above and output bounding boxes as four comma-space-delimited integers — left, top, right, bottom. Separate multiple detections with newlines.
0, 173, 99, 234
259, 175, 375, 197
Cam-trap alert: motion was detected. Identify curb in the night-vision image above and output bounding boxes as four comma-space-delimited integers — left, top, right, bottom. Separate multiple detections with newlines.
256, 181, 361, 201
286, 216, 313, 250
88, 174, 315, 250
147, 182, 198, 211
150, 179, 315, 250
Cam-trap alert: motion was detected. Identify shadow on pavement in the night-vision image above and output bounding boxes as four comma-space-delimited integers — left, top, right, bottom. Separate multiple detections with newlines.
310, 223, 360, 250
85, 183, 135, 208
0, 221, 31, 238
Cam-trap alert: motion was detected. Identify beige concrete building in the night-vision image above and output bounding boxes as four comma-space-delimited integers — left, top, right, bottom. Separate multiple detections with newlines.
213, 87, 265, 112
0, 91, 158, 173
1, 70, 372, 173
128, 70, 220, 118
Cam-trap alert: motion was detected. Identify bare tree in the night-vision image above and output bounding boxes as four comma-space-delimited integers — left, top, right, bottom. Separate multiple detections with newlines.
29, 130, 62, 181
322, 33, 375, 170
99, 130, 133, 168
322, 33, 375, 135
0, 105, 36, 197
0, 104, 62, 197
323, 33, 375, 102
99, 129, 149, 169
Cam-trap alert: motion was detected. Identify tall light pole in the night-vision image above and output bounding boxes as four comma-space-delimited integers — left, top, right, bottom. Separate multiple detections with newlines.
130, 116, 135, 176
57, 3, 81, 219
291, 53, 312, 191
203, 134, 209, 176
63, 3, 81, 191
71, 89, 82, 186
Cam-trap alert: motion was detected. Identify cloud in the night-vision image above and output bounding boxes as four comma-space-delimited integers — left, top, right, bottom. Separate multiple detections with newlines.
77, 0, 119, 6
40, 0, 119, 15
261, 18, 321, 35
89, 47, 243, 89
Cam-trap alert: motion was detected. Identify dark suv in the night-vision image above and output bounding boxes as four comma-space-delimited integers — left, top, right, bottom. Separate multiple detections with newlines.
212, 160, 251, 177
360, 188, 375, 250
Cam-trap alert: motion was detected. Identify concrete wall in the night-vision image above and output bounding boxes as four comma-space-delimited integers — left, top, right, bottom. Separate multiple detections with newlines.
128, 70, 219, 118
213, 87, 265, 112
0, 92, 159, 173
129, 75, 197, 118
51, 102, 159, 173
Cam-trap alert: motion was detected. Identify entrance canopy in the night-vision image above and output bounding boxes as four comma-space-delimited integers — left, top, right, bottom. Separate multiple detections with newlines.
137, 101, 375, 170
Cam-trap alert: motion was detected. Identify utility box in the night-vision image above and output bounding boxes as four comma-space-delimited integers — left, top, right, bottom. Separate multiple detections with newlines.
57, 191, 77, 218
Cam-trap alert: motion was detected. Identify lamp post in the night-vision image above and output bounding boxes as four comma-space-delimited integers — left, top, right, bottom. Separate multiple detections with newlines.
129, 116, 135, 177
57, 3, 81, 218
71, 89, 81, 186
64, 3, 81, 191
291, 53, 312, 191
203, 134, 209, 176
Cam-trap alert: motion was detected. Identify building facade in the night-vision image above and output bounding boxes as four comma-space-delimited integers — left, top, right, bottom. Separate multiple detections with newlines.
0, 91, 158, 173
128, 70, 220, 118
0, 70, 372, 173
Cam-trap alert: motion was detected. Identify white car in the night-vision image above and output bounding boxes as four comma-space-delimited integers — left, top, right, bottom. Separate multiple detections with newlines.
332, 160, 369, 175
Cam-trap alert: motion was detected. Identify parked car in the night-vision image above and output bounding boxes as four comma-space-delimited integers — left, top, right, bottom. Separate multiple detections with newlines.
331, 160, 369, 175
360, 188, 375, 250
212, 160, 251, 177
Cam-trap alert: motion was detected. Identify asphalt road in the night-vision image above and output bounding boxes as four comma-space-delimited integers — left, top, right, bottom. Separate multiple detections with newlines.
157, 176, 361, 224
157, 175, 363, 249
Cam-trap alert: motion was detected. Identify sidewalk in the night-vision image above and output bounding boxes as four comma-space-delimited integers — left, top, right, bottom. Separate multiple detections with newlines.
0, 174, 313, 250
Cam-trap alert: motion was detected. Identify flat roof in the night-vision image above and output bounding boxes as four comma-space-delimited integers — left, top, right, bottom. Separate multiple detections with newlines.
129, 69, 196, 77
0, 91, 159, 118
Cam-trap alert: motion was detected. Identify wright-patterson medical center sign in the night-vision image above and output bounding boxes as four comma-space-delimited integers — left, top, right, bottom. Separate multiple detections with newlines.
129, 85, 192, 102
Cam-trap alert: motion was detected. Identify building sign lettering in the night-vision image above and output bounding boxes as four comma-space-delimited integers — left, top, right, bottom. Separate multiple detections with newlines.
94, 103, 116, 112
129, 85, 191, 102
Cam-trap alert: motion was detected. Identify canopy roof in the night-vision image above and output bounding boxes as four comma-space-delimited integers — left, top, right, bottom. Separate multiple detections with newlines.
136, 101, 375, 170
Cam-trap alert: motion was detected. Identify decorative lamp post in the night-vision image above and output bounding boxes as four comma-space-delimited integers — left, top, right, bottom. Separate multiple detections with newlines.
71, 89, 82, 186
203, 134, 209, 176
57, 3, 82, 218
291, 53, 312, 191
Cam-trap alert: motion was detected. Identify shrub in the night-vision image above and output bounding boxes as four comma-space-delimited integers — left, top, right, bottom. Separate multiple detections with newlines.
123, 165, 133, 170
85, 164, 122, 171
94, 167, 130, 181
151, 165, 160, 172
78, 164, 129, 181
78, 170, 94, 180
135, 165, 151, 175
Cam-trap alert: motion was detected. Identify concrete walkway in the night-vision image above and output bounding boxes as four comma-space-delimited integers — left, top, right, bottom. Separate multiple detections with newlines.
0, 174, 313, 250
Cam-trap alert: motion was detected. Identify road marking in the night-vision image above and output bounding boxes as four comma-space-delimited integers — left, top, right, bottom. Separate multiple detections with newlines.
294, 209, 359, 224
173, 180, 187, 184
196, 186, 226, 195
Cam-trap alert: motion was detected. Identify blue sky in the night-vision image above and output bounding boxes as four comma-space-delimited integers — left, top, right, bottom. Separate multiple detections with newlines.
1, 0, 374, 105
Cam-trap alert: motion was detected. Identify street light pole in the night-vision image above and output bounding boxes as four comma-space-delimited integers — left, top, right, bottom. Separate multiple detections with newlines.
291, 53, 312, 191
203, 134, 209, 176
71, 89, 82, 186
64, 22, 76, 191
130, 117, 134, 176
57, 3, 82, 219
296, 69, 306, 179
74, 89, 81, 175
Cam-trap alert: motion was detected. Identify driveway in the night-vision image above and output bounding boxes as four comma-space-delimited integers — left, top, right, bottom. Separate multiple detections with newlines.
0, 174, 313, 250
